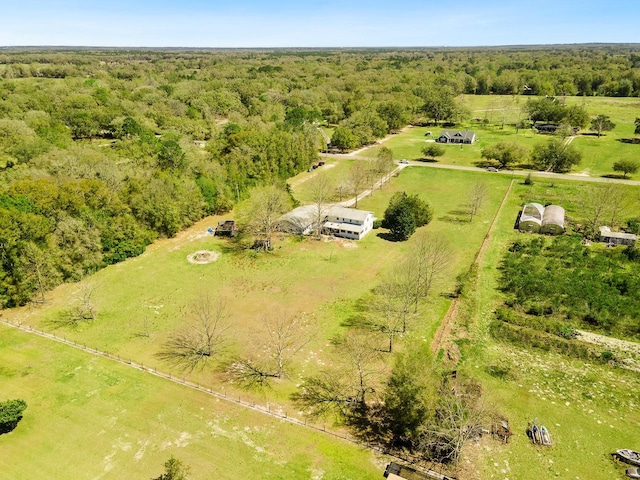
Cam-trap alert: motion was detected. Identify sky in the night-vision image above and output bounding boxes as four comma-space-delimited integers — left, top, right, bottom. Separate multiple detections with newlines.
1, 0, 638, 48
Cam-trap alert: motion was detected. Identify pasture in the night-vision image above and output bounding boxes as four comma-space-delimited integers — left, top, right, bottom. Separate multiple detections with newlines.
454, 174, 640, 480
0, 325, 383, 479
3, 164, 639, 479
362, 95, 640, 178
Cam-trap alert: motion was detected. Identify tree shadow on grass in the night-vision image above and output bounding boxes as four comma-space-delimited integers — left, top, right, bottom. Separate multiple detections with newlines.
601, 173, 629, 180
439, 210, 470, 224
376, 232, 404, 242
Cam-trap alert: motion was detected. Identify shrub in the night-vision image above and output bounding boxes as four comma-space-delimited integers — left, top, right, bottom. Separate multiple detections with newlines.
0, 399, 27, 434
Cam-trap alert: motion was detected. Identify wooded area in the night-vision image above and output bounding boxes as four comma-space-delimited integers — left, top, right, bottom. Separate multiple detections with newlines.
1, 45, 640, 307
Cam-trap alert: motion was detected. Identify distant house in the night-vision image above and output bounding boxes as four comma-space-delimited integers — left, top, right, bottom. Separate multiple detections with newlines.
518, 203, 565, 235
324, 206, 374, 240
534, 124, 558, 134
276, 205, 374, 240
436, 129, 476, 144
599, 226, 637, 246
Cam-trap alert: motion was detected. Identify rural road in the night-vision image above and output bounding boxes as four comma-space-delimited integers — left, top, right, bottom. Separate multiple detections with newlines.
320, 152, 640, 187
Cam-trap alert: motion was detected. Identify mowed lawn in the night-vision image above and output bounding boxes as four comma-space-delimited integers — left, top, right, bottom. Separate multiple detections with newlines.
0, 326, 383, 479
5, 166, 511, 404
361, 95, 640, 178
457, 176, 640, 480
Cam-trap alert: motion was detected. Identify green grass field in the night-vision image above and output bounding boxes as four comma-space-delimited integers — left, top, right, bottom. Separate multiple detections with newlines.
360, 95, 640, 178
0, 326, 383, 479
456, 176, 640, 480
2, 162, 639, 479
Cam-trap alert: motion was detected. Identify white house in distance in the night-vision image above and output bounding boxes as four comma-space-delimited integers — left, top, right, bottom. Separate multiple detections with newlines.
324, 206, 374, 240
276, 205, 374, 240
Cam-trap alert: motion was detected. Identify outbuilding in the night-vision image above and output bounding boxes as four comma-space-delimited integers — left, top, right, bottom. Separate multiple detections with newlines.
518, 203, 565, 235
518, 203, 544, 233
599, 226, 637, 246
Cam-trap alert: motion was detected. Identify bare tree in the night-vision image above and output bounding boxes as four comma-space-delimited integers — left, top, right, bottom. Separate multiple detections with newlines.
335, 180, 351, 202
375, 146, 395, 187
368, 282, 405, 352
229, 311, 313, 387
409, 232, 453, 313
385, 264, 418, 332
292, 331, 382, 419
52, 280, 99, 328
157, 295, 230, 372
20, 241, 60, 304
309, 172, 332, 238
237, 185, 292, 249
418, 391, 490, 465
348, 161, 369, 208
466, 181, 488, 222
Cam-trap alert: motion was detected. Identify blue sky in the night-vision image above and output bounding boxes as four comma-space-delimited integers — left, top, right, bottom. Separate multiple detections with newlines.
1, 0, 637, 47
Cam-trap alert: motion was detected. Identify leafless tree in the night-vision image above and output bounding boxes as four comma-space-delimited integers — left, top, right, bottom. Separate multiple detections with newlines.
52, 280, 99, 328
292, 331, 383, 419
335, 180, 351, 202
375, 148, 395, 188
309, 172, 333, 238
156, 295, 230, 372
20, 241, 60, 304
409, 232, 453, 313
229, 310, 313, 387
418, 388, 491, 465
237, 185, 292, 249
348, 161, 370, 208
466, 181, 488, 222
368, 282, 405, 352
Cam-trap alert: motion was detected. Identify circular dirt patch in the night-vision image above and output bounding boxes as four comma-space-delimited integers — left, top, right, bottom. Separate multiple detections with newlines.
187, 250, 220, 264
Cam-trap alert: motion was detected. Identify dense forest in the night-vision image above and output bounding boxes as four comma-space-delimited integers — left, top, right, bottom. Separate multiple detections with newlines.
1, 45, 639, 307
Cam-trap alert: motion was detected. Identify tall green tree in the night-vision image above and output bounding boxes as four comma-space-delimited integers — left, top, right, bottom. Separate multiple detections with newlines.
0, 399, 27, 434
481, 142, 527, 169
531, 139, 581, 172
422, 144, 445, 162
613, 159, 639, 178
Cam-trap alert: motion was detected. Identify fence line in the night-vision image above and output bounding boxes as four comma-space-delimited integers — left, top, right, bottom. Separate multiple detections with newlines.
0, 318, 453, 478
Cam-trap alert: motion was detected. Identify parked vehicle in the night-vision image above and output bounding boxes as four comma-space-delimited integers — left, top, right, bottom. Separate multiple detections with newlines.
626, 467, 640, 479
400, 159, 409, 164
486, 166, 499, 172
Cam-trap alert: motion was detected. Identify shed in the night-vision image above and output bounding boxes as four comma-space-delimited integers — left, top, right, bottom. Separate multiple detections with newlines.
518, 203, 544, 233
541, 205, 565, 235
214, 220, 237, 237
599, 226, 637, 246
275, 205, 322, 235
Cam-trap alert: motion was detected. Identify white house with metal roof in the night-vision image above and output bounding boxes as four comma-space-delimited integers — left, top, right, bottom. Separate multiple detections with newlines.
276, 205, 374, 240
323, 206, 374, 240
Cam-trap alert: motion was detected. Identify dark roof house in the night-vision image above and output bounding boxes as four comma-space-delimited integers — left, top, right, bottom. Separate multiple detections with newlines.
436, 129, 476, 144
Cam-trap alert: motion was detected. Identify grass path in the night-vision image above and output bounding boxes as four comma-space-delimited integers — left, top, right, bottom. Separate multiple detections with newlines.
431, 179, 514, 357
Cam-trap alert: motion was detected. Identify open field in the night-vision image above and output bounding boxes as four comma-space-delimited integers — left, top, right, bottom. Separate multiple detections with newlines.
0, 325, 383, 479
5, 167, 511, 394
453, 175, 640, 480
3, 165, 639, 479
361, 95, 640, 178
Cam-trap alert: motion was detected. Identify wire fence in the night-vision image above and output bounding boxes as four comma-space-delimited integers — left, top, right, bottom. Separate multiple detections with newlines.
0, 318, 455, 479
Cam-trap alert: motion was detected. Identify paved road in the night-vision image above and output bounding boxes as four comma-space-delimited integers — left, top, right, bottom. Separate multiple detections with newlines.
320, 152, 640, 186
